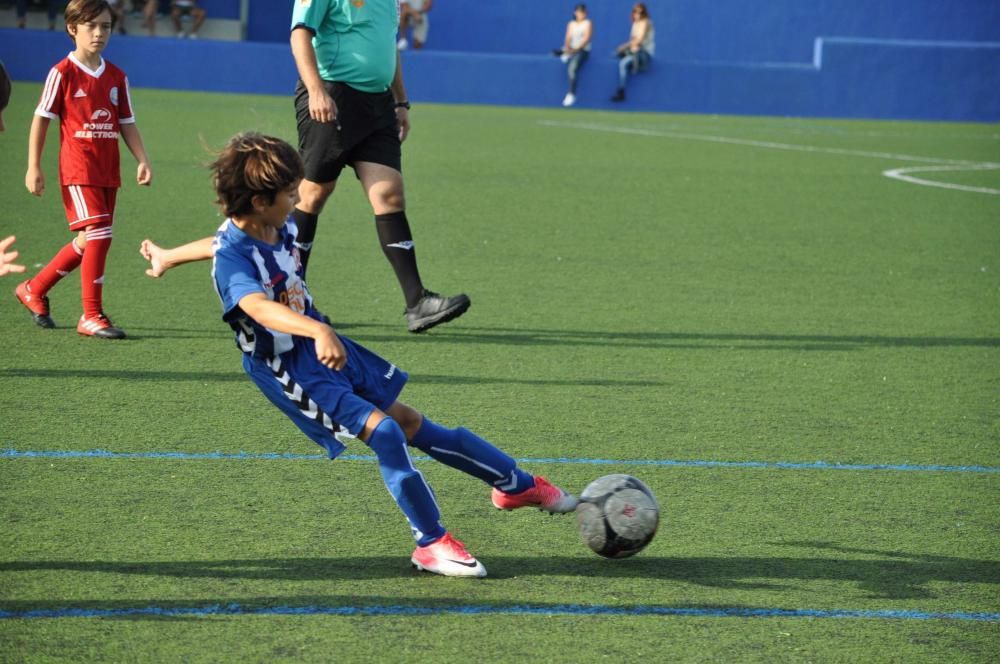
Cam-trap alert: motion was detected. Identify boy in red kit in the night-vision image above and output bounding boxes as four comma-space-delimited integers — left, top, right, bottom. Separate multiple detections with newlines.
15, 0, 152, 339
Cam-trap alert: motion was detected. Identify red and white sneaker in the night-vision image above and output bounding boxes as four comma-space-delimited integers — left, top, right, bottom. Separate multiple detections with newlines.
77, 313, 126, 340
14, 280, 56, 329
491, 476, 579, 513
411, 533, 487, 578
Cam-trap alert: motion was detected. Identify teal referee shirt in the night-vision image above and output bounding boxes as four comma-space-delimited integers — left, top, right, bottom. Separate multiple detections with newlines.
291, 0, 399, 93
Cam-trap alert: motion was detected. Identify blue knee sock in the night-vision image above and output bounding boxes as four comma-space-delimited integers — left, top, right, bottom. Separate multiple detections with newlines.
368, 417, 446, 546
411, 417, 534, 493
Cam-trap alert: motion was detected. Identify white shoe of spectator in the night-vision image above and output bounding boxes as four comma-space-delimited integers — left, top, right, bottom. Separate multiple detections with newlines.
177, 31, 185, 38
562, 93, 576, 107
397, 38, 409, 51
189, 33, 197, 39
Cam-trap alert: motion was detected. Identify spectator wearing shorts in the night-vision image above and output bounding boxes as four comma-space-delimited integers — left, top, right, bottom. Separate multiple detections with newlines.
16, 0, 59, 30
171, 0, 204, 39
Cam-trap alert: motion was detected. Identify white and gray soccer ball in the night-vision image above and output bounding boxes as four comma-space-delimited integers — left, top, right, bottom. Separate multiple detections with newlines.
576, 474, 659, 558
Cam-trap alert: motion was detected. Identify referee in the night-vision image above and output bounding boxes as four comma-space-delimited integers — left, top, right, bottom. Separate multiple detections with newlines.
290, 0, 469, 333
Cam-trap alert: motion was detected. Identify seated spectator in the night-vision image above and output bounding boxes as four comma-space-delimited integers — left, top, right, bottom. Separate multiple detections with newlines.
397, 0, 432, 51
611, 2, 655, 102
557, 4, 592, 107
16, 0, 58, 31
142, 0, 159, 36
108, 0, 128, 34
171, 0, 205, 38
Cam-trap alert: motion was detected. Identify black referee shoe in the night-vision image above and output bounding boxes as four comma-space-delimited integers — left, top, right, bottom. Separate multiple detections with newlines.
405, 290, 470, 333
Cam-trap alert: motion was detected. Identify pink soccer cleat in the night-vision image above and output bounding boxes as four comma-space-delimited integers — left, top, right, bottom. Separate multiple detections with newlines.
491, 476, 578, 514
411, 533, 487, 578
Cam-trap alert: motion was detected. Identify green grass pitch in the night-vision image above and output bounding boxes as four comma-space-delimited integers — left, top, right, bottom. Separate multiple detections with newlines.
1, 83, 998, 662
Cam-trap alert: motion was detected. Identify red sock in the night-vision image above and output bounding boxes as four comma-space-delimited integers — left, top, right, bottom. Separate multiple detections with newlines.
29, 239, 84, 296
80, 224, 113, 320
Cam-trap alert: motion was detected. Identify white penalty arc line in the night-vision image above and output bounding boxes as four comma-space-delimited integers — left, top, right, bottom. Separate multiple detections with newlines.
538, 120, 1000, 195
882, 163, 1000, 195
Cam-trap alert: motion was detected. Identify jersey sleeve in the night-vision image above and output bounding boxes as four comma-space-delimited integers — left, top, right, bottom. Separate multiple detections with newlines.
119, 75, 135, 124
291, 0, 332, 32
35, 66, 64, 120
213, 246, 265, 322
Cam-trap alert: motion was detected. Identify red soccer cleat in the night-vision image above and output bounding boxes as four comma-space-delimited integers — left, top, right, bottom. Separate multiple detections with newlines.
14, 280, 55, 329
411, 533, 487, 578
491, 476, 579, 514
77, 312, 126, 340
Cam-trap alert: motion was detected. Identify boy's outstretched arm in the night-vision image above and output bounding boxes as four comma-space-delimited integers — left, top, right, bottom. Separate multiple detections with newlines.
120, 123, 153, 185
238, 293, 346, 370
140, 236, 214, 278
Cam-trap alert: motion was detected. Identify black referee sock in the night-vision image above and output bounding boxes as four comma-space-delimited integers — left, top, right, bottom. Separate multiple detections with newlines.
375, 211, 425, 309
291, 208, 319, 274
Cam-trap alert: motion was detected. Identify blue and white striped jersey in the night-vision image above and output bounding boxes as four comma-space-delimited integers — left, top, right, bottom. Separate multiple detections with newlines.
212, 218, 320, 358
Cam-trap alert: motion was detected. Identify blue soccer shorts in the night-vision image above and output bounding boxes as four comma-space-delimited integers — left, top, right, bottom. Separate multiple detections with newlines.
242, 334, 409, 458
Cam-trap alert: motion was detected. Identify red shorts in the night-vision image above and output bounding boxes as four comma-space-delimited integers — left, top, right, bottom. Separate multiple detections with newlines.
61, 185, 117, 231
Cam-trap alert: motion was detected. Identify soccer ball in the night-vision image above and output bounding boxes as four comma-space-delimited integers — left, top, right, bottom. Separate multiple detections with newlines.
576, 474, 659, 558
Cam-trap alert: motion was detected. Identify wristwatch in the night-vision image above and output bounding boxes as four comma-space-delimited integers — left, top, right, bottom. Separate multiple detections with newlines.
394, 101, 411, 110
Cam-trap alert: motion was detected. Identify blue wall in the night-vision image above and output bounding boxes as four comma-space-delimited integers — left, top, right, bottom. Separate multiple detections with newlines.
3, 0, 998, 123
247, 0, 1000, 64
1, 30, 296, 95
423, 0, 1000, 62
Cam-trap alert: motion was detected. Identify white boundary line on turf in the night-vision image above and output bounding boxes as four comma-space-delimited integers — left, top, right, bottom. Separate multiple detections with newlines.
882, 163, 1000, 195
538, 120, 1000, 196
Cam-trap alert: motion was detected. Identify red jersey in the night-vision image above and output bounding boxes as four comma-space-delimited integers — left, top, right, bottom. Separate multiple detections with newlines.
35, 54, 135, 188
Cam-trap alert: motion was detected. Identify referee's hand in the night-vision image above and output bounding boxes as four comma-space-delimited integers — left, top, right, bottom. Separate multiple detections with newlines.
309, 88, 339, 126
396, 107, 410, 143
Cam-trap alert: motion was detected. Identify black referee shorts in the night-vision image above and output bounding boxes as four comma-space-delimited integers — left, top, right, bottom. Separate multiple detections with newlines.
294, 80, 402, 184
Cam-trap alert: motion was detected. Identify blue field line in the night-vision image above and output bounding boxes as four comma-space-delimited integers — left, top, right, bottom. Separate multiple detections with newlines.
1, 602, 997, 622
2, 448, 998, 474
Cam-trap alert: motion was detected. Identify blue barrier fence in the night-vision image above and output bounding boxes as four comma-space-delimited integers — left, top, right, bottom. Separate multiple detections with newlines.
2, 22, 997, 121
245, 0, 1000, 61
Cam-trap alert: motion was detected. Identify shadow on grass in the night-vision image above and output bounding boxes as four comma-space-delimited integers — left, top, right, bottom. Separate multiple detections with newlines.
2, 546, 997, 600
4, 325, 995, 385
0, 367, 663, 387
118, 326, 223, 337
344, 323, 1000, 352
0, 368, 245, 382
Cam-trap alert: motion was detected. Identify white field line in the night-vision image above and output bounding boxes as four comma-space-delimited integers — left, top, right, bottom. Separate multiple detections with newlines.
882, 163, 1000, 195
538, 119, 1000, 195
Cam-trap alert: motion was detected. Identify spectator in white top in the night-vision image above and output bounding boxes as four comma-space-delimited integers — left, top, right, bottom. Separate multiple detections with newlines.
557, 4, 592, 107
612, 2, 655, 102
397, 0, 432, 50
